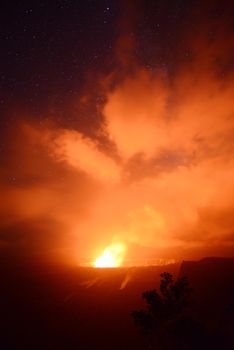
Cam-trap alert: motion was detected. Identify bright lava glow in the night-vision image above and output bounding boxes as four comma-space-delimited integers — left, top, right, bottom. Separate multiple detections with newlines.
94, 242, 126, 268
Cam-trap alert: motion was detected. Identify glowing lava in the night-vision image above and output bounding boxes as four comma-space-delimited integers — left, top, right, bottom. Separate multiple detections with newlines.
94, 242, 126, 268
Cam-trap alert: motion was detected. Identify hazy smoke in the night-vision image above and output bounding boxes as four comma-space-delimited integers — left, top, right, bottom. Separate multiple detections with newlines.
1, 2, 234, 264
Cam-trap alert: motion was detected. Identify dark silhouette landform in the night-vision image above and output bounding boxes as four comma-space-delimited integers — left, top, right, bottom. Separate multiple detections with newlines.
0, 257, 233, 349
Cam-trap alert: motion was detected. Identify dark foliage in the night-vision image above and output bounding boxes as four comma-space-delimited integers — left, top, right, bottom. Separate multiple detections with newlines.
132, 272, 192, 331
131, 272, 205, 349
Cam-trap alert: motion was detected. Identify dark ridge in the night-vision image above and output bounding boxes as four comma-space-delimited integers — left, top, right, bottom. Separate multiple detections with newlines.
179, 257, 234, 326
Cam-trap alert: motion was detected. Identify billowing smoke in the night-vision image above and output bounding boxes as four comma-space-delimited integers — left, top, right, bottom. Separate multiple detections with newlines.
1, 2, 234, 264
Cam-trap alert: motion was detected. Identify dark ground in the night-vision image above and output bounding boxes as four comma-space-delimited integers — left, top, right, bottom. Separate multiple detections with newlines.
0, 257, 233, 349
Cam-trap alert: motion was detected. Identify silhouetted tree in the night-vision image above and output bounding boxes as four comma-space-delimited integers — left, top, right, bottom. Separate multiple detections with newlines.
131, 269, 234, 350
131, 272, 204, 349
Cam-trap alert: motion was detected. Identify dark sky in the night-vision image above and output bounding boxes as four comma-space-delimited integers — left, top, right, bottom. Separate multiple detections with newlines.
1, 1, 232, 118
0, 1, 195, 113
1, 0, 234, 265
0, 1, 119, 115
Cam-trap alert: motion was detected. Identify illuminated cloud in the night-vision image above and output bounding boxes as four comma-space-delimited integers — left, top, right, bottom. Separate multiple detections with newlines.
1, 6, 234, 264
52, 130, 121, 183
104, 70, 169, 159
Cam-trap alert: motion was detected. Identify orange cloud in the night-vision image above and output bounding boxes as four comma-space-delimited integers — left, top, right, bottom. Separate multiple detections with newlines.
51, 129, 121, 183
1, 9, 234, 264
104, 70, 169, 159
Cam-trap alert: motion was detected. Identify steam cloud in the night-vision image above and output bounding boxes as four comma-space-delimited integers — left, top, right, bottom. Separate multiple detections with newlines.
1, 3, 234, 264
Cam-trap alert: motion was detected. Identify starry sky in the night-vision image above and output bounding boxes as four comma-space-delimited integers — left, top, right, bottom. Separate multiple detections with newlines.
1, 0, 234, 265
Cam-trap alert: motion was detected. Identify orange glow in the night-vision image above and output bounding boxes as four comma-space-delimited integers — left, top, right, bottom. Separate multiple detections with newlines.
2, 14, 234, 266
94, 242, 126, 268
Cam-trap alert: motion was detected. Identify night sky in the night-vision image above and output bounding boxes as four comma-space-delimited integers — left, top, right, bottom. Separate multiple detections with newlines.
0, 0, 206, 117
1, 0, 234, 266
